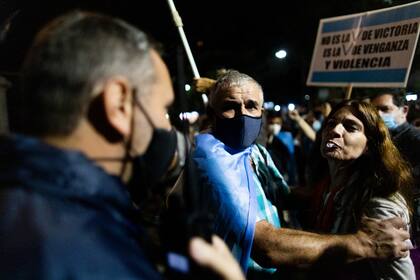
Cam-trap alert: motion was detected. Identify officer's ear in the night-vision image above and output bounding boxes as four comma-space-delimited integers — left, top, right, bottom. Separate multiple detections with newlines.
401, 105, 409, 116
101, 77, 133, 137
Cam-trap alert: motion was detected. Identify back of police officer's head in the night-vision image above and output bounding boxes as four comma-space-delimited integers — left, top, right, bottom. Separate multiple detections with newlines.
20, 11, 155, 138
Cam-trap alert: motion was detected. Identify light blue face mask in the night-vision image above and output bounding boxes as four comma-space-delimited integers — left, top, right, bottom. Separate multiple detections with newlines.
381, 114, 398, 129
312, 120, 322, 131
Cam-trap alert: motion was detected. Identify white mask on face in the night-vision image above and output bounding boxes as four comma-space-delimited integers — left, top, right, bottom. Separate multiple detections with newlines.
268, 124, 281, 135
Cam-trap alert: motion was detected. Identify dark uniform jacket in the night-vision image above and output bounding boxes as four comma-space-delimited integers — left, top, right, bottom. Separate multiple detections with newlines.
0, 134, 162, 279
391, 122, 420, 245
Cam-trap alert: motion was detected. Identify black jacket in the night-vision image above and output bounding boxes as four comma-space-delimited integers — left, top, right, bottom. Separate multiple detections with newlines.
391, 122, 420, 192
0, 134, 162, 279
391, 123, 420, 245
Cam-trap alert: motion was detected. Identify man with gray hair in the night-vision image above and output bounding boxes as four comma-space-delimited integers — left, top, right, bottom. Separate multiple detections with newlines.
193, 70, 411, 278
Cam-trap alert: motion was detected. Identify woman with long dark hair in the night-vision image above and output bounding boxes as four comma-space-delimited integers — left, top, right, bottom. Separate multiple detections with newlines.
312, 100, 415, 279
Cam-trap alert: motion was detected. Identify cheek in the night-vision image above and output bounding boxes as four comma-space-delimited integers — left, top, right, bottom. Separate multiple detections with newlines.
154, 111, 171, 130
248, 108, 262, 117
346, 137, 367, 156
149, 102, 172, 130
132, 114, 153, 155
221, 110, 235, 119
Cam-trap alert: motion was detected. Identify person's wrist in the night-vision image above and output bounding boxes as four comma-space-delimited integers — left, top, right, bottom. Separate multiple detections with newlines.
352, 230, 374, 259
296, 116, 304, 124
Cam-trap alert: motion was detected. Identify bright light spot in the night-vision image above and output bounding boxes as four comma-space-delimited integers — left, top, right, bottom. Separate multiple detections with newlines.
304, 95, 310, 100
201, 94, 208, 105
275, 50, 287, 59
288, 103, 295, 111
274, 105, 281, 112
165, 113, 170, 119
264, 101, 274, 110
179, 112, 189, 120
178, 111, 200, 124
185, 84, 191, 91
406, 94, 418, 101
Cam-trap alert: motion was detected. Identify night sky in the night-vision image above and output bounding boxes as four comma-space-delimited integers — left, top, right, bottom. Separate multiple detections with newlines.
0, 0, 418, 109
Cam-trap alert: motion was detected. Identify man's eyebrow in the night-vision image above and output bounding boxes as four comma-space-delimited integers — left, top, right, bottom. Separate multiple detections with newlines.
222, 100, 240, 105
245, 99, 259, 107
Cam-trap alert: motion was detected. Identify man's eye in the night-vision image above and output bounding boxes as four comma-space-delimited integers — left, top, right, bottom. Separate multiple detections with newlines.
222, 105, 234, 112
222, 103, 238, 111
245, 102, 258, 110
378, 106, 390, 113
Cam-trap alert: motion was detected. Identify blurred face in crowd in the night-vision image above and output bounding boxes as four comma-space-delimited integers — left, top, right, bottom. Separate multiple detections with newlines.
321, 107, 367, 162
267, 117, 282, 135
212, 82, 264, 119
371, 94, 407, 127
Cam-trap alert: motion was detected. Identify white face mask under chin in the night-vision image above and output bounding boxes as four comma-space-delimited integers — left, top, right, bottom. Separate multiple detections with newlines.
268, 124, 281, 135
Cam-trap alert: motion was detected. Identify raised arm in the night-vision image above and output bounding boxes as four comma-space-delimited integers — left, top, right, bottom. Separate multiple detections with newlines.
288, 110, 316, 142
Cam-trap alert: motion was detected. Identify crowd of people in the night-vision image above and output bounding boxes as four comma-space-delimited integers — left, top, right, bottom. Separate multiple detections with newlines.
0, 10, 419, 280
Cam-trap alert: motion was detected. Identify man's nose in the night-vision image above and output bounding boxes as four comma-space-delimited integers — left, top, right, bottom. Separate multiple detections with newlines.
232, 107, 245, 117
238, 105, 249, 116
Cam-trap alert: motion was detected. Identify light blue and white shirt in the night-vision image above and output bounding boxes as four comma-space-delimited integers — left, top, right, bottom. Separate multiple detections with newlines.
193, 133, 289, 275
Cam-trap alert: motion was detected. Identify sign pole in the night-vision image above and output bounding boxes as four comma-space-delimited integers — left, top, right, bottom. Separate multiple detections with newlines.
166, 0, 209, 106
166, 0, 200, 79
345, 83, 353, 100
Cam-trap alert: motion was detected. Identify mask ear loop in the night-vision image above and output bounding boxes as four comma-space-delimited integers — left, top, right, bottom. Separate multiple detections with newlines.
133, 91, 157, 130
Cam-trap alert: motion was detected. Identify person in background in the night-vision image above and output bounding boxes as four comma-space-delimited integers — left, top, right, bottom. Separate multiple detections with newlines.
288, 101, 331, 143
0, 11, 244, 280
266, 114, 297, 186
288, 108, 316, 142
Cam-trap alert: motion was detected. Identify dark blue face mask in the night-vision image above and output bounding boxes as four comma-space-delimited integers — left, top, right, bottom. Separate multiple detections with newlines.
127, 128, 178, 194
213, 114, 262, 150
126, 90, 179, 196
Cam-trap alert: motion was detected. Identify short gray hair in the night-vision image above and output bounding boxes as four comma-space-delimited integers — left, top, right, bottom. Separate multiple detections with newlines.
21, 11, 155, 136
209, 70, 263, 108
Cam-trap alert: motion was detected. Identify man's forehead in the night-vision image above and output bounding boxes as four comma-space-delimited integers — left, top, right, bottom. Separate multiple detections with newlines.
220, 83, 263, 102
372, 93, 393, 104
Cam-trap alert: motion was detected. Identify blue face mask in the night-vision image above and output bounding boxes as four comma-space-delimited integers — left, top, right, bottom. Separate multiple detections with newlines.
213, 115, 262, 150
381, 114, 398, 129
312, 120, 322, 132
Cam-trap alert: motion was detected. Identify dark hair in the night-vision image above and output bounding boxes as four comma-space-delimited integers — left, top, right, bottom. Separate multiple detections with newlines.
324, 100, 413, 208
372, 89, 408, 107
20, 11, 154, 137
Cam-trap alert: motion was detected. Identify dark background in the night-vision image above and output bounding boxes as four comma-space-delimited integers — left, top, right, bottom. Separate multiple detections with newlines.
1, 0, 419, 111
